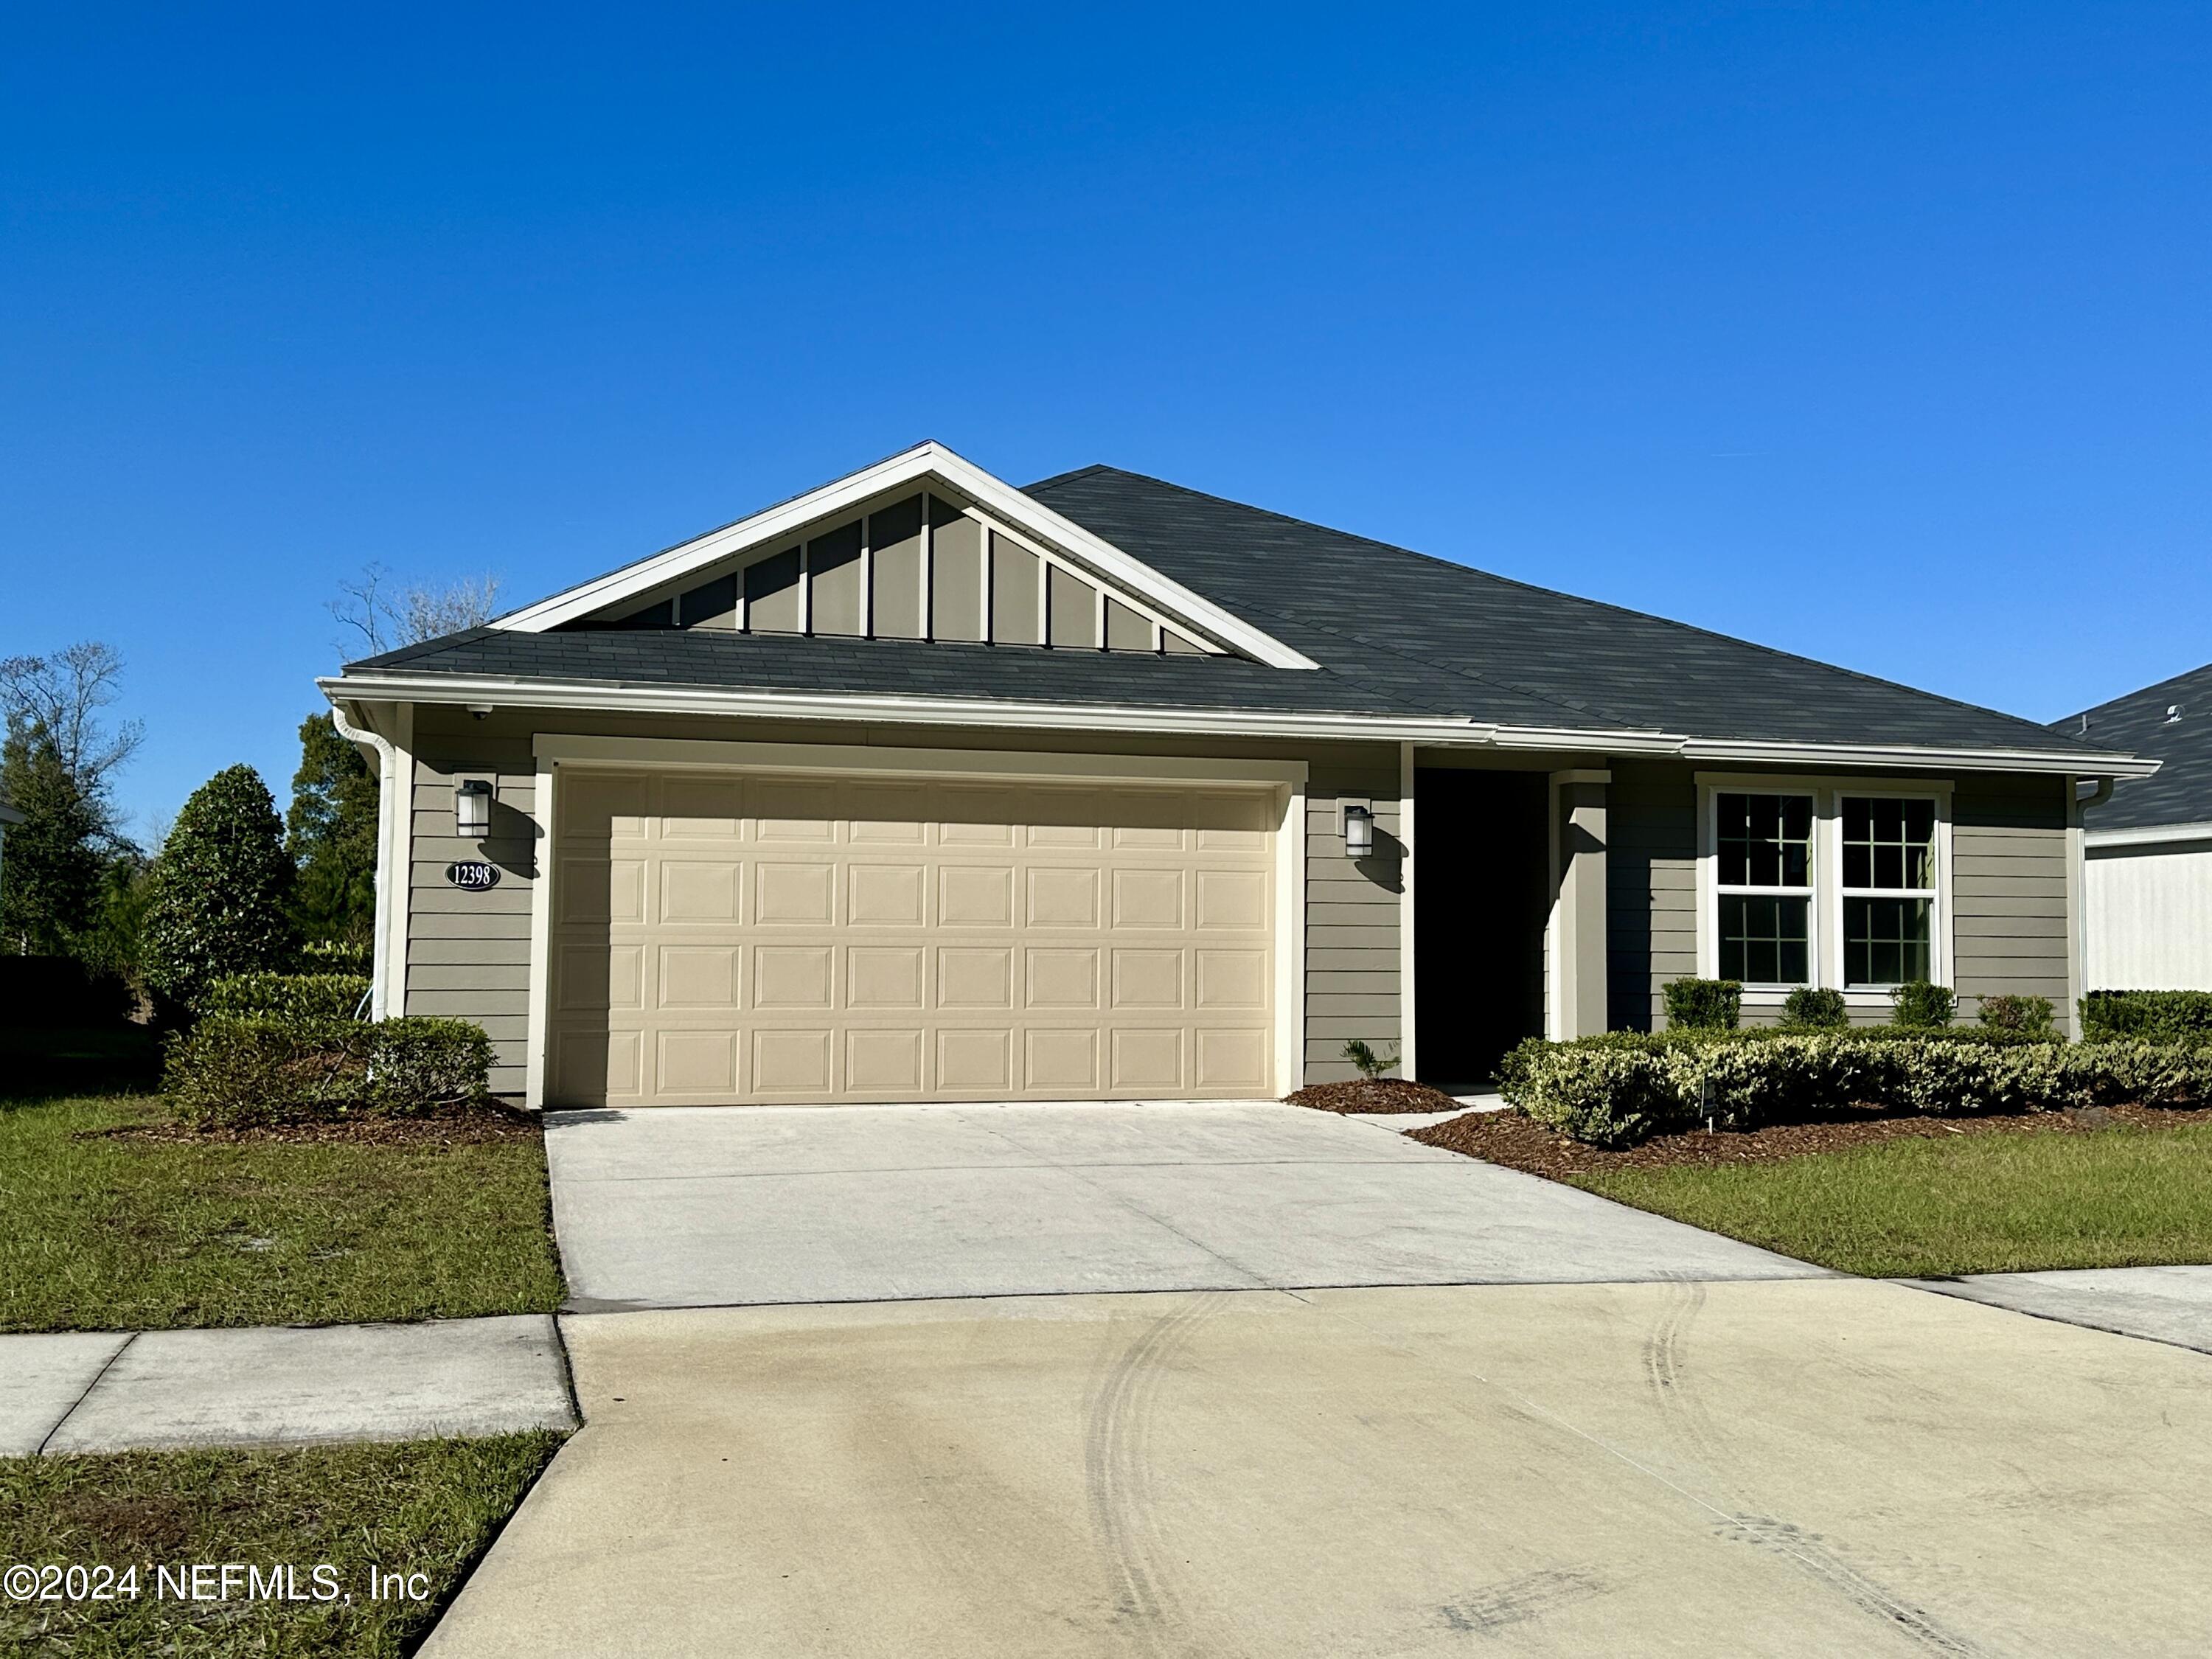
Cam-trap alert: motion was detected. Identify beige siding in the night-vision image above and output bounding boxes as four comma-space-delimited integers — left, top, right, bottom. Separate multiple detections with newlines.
2084, 843, 2212, 991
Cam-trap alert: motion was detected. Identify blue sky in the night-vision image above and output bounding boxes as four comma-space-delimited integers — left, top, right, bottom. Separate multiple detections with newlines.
3, 3, 2206, 837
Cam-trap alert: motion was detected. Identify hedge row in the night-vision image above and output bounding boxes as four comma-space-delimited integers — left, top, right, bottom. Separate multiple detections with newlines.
2080, 990, 2212, 1046
200, 972, 371, 1022
1498, 1029, 2212, 1147
164, 1015, 493, 1129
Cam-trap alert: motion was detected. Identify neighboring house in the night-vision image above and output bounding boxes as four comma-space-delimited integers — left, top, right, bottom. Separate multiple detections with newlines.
2059, 663, 2212, 992
319, 442, 2153, 1106
0, 800, 21, 894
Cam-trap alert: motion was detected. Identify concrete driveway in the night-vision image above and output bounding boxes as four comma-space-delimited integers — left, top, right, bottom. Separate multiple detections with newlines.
543, 1102, 1820, 1310
423, 1280, 2212, 1658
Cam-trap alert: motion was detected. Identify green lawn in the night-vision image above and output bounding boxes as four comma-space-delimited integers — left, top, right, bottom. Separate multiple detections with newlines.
0, 1433, 564, 1657
0, 1095, 566, 1332
1574, 1120, 2212, 1277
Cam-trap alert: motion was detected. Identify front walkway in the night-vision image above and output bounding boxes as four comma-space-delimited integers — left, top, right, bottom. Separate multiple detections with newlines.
543, 1100, 1821, 1311
0, 1315, 575, 1456
1907, 1265, 2212, 1355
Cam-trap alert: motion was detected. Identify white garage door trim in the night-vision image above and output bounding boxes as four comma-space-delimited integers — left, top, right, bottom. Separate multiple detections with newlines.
523, 733, 1307, 1107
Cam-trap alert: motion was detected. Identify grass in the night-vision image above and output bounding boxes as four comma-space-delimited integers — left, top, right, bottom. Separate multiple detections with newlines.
1574, 1119, 2212, 1277
0, 1433, 565, 1657
0, 1094, 566, 1332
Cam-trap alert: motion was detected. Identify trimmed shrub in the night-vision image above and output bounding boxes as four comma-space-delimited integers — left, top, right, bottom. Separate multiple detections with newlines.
1890, 981, 1955, 1030
1663, 978, 1742, 1032
1977, 993, 2054, 1036
1781, 987, 1849, 1030
1498, 1028, 2212, 1147
141, 765, 298, 1010
201, 972, 370, 1023
2080, 990, 2212, 1046
299, 938, 373, 976
164, 1014, 493, 1129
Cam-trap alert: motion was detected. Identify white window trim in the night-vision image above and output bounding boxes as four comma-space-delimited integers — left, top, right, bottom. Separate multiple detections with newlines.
1696, 773, 1953, 1006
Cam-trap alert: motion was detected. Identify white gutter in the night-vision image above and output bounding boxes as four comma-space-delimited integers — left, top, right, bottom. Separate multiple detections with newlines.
329, 702, 397, 1020
2085, 818, 2212, 850
319, 671, 2159, 781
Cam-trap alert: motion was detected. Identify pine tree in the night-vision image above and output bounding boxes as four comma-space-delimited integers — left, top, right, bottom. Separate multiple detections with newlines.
0, 725, 104, 954
141, 765, 299, 1007
288, 713, 379, 944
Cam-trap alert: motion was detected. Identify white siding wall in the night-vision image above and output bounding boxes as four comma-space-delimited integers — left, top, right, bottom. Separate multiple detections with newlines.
2084, 844, 2212, 991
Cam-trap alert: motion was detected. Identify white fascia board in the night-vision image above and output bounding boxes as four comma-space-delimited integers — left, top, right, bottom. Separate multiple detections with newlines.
1680, 737, 2159, 780
319, 671, 2162, 779
489, 440, 1321, 672
2085, 819, 2212, 850
321, 672, 1492, 747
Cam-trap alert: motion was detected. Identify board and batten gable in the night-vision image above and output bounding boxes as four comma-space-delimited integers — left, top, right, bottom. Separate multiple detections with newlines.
1604, 760, 2076, 1034
400, 703, 1405, 1096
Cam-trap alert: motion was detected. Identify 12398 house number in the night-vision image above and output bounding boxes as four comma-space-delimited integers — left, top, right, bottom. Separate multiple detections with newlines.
445, 861, 501, 891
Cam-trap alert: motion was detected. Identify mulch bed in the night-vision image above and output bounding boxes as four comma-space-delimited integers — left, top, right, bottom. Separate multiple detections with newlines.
1411, 1099, 2212, 1179
88, 1104, 543, 1149
1285, 1078, 1467, 1114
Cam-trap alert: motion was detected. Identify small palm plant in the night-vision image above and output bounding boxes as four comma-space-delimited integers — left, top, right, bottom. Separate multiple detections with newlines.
1341, 1038, 1400, 1080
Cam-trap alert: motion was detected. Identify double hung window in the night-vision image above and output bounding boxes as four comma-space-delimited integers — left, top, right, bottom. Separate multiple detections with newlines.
1703, 781, 1947, 997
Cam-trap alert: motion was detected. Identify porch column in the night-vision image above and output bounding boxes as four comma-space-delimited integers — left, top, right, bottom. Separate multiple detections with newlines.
1551, 770, 1610, 1040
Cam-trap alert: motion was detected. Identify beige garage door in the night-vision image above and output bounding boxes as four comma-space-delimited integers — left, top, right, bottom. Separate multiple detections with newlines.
548, 768, 1279, 1105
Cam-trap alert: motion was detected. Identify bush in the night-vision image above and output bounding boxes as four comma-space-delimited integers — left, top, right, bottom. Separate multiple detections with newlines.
141, 765, 298, 1010
164, 1015, 493, 1129
1890, 981, 1955, 1029
2080, 990, 2212, 1046
1663, 978, 1742, 1032
299, 938, 373, 976
1498, 1028, 2212, 1147
1977, 993, 2054, 1036
1341, 1038, 1399, 1079
201, 972, 370, 1022
1781, 987, 1849, 1029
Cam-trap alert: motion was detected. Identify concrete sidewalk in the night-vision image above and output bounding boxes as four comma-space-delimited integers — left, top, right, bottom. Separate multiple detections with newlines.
1907, 1265, 2212, 1355
0, 1315, 576, 1457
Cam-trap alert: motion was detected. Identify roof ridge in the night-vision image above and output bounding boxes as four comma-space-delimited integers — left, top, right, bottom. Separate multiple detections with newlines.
1034, 466, 2109, 756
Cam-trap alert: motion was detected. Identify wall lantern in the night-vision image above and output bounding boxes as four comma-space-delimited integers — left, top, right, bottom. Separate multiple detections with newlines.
1343, 802, 1374, 859
456, 779, 495, 839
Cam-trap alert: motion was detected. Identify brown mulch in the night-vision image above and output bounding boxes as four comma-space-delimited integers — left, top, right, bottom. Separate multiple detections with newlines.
1411, 1099, 2212, 1180
88, 1104, 543, 1149
1285, 1078, 1467, 1115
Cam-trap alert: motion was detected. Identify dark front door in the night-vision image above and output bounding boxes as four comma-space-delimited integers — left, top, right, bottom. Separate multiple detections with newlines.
1415, 768, 1551, 1090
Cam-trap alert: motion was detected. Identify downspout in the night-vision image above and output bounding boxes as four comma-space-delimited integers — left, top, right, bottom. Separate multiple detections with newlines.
2067, 776, 2115, 1040
330, 702, 397, 1021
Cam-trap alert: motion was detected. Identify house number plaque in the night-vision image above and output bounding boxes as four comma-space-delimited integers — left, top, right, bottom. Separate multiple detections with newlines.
445, 861, 501, 891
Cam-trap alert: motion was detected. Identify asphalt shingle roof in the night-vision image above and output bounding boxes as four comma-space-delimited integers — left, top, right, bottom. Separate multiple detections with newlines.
2057, 662, 2212, 830
347, 462, 2128, 762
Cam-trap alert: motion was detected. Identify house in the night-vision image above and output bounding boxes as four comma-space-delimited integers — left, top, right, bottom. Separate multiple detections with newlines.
319, 442, 2154, 1107
2060, 663, 2212, 992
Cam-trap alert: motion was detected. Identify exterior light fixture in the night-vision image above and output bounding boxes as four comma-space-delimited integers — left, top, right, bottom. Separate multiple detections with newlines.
456, 779, 494, 839
1343, 803, 1374, 859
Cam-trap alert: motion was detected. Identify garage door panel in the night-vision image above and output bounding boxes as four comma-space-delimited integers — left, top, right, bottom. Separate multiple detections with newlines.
849, 863, 925, 925
756, 862, 835, 925
754, 946, 833, 1009
849, 947, 924, 1009
1026, 948, 1099, 1010
1111, 1029, 1186, 1091
548, 768, 1276, 1105
940, 866, 1015, 927
1111, 949, 1184, 1009
1026, 867, 1100, 928
941, 947, 1015, 1009
658, 946, 738, 1009
660, 860, 738, 923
